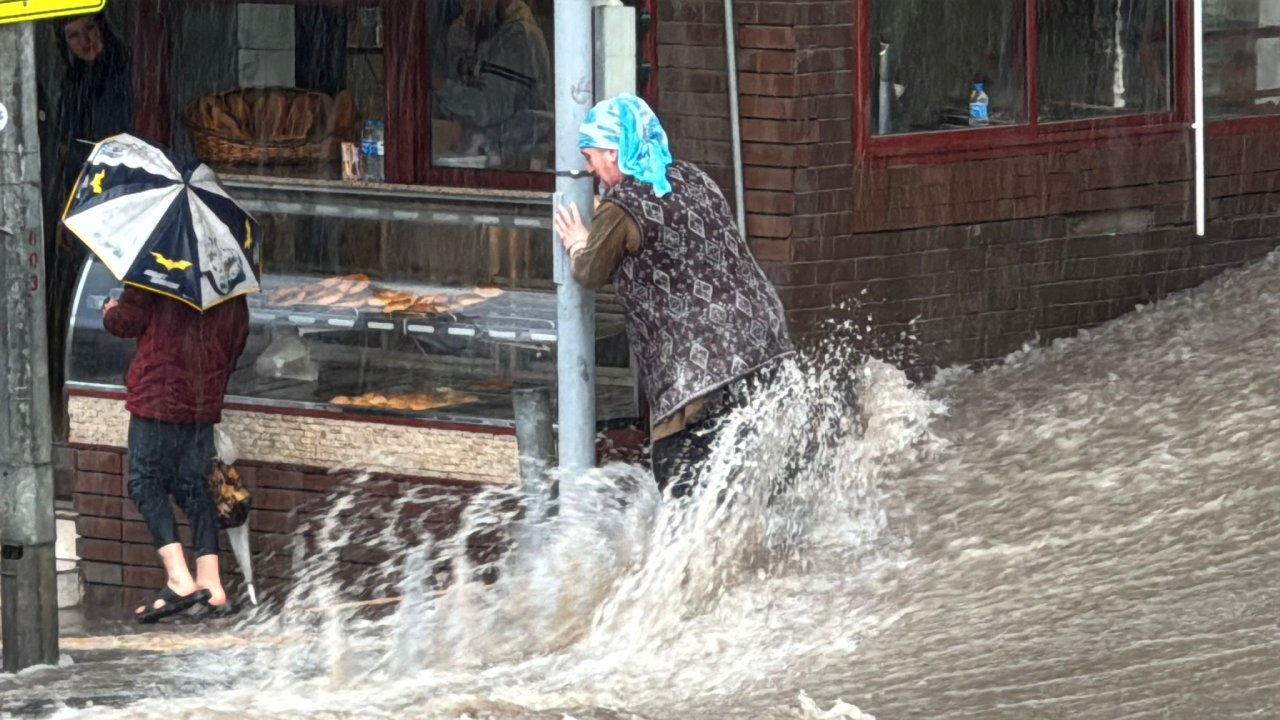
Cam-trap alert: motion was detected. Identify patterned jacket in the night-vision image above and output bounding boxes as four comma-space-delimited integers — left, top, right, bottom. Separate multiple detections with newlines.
604, 160, 794, 423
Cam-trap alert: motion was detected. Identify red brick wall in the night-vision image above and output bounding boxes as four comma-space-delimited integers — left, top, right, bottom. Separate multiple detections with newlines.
72, 445, 484, 612
825, 130, 1280, 368
655, 0, 1280, 372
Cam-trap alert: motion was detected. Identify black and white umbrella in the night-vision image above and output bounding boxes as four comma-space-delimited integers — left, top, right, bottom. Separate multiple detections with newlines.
62, 134, 260, 310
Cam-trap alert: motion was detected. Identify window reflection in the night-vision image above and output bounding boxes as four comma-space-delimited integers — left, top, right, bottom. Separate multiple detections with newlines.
871, 0, 1027, 135
431, 0, 554, 172
1038, 0, 1172, 122
1206, 0, 1280, 117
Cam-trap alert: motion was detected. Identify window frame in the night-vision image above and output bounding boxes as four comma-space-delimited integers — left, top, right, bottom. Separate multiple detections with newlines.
1201, 5, 1280, 134
133, 0, 659, 193
855, 0, 1197, 161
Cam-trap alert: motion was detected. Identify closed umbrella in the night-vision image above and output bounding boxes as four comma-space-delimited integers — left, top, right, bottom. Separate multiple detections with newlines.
62, 133, 260, 310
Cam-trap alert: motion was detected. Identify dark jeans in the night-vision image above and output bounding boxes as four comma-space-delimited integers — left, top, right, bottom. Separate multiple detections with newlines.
127, 415, 219, 558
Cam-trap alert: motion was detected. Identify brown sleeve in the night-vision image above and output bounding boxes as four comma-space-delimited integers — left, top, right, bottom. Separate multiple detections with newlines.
570, 200, 643, 291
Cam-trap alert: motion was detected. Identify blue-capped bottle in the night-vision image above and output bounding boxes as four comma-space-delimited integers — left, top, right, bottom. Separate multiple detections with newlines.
969, 83, 990, 127
361, 120, 386, 182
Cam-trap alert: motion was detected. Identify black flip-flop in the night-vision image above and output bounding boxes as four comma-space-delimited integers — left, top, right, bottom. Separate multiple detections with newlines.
135, 587, 212, 624
192, 598, 239, 620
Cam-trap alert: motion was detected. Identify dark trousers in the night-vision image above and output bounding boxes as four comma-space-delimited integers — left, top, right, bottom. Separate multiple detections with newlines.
650, 363, 781, 499
127, 415, 220, 558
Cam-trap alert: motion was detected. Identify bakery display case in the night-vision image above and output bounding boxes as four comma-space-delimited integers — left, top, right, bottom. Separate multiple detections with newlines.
65, 186, 639, 431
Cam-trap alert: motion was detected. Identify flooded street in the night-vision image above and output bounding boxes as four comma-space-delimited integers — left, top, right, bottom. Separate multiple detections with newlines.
5, 253, 1280, 719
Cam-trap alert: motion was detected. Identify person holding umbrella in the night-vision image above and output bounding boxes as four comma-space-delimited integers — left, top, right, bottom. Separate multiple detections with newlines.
63, 134, 260, 622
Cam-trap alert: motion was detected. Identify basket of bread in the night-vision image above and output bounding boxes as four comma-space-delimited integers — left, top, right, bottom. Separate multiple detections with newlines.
183, 87, 358, 165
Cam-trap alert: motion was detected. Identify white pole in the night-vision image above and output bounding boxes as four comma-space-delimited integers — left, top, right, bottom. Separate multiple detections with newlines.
723, 0, 747, 241
1193, 0, 1206, 237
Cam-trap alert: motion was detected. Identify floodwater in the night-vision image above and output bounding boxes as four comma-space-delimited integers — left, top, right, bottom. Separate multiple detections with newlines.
4, 252, 1279, 719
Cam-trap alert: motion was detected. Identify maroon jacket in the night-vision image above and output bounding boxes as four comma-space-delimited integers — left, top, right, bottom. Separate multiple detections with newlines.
103, 288, 249, 425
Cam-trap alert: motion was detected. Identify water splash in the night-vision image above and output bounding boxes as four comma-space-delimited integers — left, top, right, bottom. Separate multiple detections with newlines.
41, 333, 941, 719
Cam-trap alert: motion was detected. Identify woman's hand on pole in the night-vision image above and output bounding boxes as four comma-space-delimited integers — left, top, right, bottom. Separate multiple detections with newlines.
554, 203, 589, 258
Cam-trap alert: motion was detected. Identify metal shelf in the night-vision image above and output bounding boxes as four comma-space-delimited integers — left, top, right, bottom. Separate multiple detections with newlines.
221, 175, 554, 230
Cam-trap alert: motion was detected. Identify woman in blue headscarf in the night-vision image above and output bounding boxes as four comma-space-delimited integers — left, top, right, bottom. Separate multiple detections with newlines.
555, 94, 794, 500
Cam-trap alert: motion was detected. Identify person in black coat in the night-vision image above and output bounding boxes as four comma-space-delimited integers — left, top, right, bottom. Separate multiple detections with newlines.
46, 13, 135, 440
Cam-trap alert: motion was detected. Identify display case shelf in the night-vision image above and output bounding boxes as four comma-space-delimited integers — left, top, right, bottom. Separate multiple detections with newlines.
66, 188, 639, 431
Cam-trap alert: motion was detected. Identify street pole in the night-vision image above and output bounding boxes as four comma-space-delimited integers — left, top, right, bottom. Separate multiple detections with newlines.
0, 22, 60, 671
553, 0, 597, 472
513, 386, 557, 516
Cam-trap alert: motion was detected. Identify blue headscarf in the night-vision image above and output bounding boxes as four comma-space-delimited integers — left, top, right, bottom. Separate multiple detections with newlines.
578, 94, 673, 197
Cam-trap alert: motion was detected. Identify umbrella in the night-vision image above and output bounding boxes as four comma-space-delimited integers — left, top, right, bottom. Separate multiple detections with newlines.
210, 461, 259, 606
61, 133, 260, 311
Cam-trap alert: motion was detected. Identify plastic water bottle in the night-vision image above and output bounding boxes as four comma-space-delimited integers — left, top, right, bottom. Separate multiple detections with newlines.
361, 121, 386, 182
969, 83, 990, 127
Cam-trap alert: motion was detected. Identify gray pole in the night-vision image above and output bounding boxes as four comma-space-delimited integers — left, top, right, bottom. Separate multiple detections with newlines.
553, 0, 597, 472
512, 386, 556, 493
722, 0, 747, 241
0, 22, 60, 671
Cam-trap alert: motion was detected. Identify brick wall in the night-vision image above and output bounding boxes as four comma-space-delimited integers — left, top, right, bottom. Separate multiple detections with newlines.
72, 445, 486, 613
655, 0, 1280, 373
825, 131, 1280, 369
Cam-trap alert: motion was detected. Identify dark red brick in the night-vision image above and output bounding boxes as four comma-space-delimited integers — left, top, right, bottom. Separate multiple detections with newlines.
122, 520, 152, 544
256, 467, 305, 490
78, 516, 122, 541
76, 450, 121, 474
122, 566, 167, 590
81, 560, 122, 586
253, 488, 301, 512
75, 471, 124, 497
77, 538, 122, 564
74, 493, 122, 518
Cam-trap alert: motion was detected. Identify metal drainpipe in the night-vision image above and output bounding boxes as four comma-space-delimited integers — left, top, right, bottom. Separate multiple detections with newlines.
1193, 0, 1206, 237
723, 0, 748, 240
553, 0, 598, 472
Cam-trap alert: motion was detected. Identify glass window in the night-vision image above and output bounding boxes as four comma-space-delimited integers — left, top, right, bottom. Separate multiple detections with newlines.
871, 0, 1027, 135
169, 2, 380, 182
1206, 0, 1280, 117
1038, 0, 1173, 122
429, 0, 555, 172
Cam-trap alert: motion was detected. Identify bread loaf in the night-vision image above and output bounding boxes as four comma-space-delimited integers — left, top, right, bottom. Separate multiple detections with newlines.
281, 94, 315, 142
329, 90, 356, 140
226, 93, 252, 133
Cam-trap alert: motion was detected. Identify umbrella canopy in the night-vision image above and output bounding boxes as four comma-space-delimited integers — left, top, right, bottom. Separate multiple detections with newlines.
62, 134, 261, 311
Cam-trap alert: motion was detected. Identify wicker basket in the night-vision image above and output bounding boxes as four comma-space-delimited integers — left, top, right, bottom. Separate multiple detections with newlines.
183, 87, 350, 166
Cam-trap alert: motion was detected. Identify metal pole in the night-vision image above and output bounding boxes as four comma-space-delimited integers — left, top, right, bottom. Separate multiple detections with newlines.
723, 0, 747, 241
553, 0, 597, 472
0, 21, 60, 671
1193, 0, 1206, 237
512, 386, 556, 492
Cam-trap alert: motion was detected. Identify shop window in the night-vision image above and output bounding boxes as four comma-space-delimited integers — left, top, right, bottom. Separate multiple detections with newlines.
866, 0, 1180, 147
1205, 0, 1280, 117
428, 0, 555, 173
871, 0, 1028, 135
1038, 0, 1173, 122
166, 2, 381, 182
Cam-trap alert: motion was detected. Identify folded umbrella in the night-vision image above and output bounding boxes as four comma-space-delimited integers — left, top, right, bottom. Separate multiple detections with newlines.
62, 133, 260, 310
210, 461, 258, 606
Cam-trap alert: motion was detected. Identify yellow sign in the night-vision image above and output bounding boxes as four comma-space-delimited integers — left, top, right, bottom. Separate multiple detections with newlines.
0, 0, 106, 26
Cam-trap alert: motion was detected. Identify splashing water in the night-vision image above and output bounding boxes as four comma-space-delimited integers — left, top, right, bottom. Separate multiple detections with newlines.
36, 322, 940, 720
19, 252, 1280, 719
